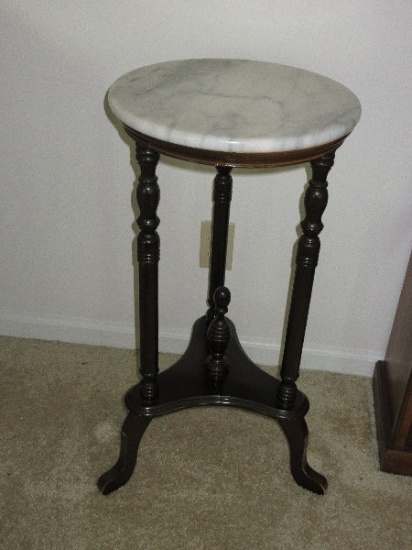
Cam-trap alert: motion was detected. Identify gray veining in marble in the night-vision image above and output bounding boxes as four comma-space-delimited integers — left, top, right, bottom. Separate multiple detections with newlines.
108, 59, 361, 153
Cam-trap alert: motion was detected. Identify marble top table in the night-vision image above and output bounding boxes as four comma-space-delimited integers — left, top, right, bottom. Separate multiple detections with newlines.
108, 58, 361, 159
98, 59, 361, 497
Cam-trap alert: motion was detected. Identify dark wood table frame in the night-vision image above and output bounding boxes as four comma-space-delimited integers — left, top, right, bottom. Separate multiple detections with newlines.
97, 126, 348, 496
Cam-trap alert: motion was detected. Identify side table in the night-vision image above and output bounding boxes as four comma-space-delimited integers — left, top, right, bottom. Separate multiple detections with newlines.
98, 59, 361, 495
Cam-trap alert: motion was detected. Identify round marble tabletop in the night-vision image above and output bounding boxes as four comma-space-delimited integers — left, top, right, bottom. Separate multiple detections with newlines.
108, 59, 361, 154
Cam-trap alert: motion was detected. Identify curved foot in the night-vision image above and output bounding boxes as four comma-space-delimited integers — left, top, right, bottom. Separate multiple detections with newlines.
97, 412, 152, 495
277, 416, 327, 495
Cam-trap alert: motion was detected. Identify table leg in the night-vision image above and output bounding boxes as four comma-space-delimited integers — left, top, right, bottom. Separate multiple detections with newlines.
97, 146, 160, 494
97, 413, 152, 495
206, 166, 233, 323
136, 147, 160, 402
277, 416, 327, 494
277, 152, 336, 408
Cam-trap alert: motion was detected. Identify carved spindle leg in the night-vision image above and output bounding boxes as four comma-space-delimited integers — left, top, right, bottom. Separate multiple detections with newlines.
277, 152, 335, 408
97, 413, 152, 495
206, 167, 233, 323
277, 416, 327, 495
205, 287, 231, 385
136, 146, 161, 402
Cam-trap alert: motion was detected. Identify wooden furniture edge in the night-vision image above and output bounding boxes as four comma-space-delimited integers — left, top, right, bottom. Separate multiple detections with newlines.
124, 126, 347, 168
372, 360, 412, 475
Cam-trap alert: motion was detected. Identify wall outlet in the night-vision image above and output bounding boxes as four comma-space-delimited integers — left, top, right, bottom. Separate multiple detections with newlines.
199, 220, 235, 270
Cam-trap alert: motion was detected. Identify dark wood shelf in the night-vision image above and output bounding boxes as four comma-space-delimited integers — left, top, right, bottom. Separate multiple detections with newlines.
126, 317, 308, 419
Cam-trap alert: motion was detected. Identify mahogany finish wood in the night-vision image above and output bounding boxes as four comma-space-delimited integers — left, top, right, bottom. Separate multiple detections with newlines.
373, 252, 412, 476
205, 287, 232, 385
124, 125, 345, 168
206, 167, 233, 323
135, 147, 160, 402
98, 127, 343, 496
99, 317, 327, 495
278, 153, 334, 408
97, 414, 152, 495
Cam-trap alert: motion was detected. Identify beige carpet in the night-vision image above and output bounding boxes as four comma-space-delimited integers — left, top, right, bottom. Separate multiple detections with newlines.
1, 335, 411, 550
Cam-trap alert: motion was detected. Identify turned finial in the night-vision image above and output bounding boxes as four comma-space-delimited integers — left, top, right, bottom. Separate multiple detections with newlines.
205, 286, 231, 386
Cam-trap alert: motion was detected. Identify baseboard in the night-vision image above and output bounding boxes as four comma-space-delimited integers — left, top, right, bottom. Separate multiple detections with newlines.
0, 312, 378, 377
0, 312, 137, 349
160, 330, 377, 376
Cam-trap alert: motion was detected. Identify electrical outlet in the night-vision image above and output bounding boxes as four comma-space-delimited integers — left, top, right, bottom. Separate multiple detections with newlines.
199, 220, 235, 270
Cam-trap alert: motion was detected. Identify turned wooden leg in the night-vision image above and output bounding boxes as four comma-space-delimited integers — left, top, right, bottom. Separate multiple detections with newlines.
97, 146, 159, 495
277, 152, 336, 408
277, 416, 327, 495
97, 413, 152, 495
206, 166, 233, 323
136, 146, 161, 402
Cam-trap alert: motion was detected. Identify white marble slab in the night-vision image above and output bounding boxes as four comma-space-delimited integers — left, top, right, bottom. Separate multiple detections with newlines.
108, 59, 361, 153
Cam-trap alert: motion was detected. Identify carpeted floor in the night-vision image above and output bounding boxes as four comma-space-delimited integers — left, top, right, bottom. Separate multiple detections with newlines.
1, 335, 411, 550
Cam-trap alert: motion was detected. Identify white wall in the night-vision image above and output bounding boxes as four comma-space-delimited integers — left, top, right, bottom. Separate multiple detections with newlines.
1, 1, 411, 376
